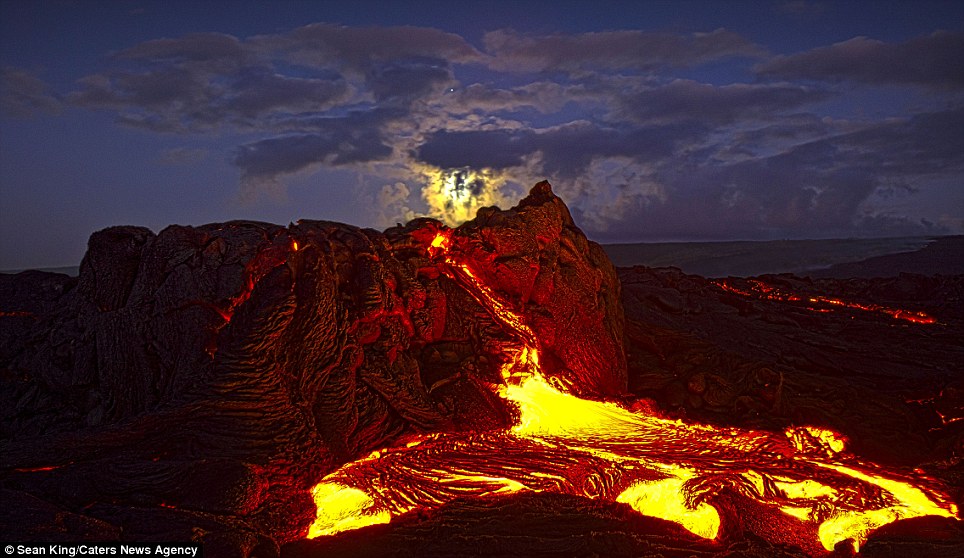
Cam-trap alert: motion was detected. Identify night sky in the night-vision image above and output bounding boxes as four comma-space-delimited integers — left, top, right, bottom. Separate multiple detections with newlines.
1, 0, 962, 270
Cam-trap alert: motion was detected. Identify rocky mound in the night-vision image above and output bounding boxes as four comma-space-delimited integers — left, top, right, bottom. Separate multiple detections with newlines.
0, 182, 625, 553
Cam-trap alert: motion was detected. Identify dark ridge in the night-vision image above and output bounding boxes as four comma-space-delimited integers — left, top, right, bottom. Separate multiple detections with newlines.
810, 236, 964, 278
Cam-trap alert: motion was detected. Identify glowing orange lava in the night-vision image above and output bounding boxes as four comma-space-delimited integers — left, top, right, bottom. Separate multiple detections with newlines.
308, 229, 957, 554
0, 310, 35, 318
714, 278, 936, 324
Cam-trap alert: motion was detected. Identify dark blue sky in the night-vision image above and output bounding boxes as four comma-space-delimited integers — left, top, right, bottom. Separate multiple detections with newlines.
2, 0, 962, 269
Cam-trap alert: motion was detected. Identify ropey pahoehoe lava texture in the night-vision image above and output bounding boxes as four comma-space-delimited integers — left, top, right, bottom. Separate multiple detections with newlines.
1, 182, 962, 557
0, 182, 626, 554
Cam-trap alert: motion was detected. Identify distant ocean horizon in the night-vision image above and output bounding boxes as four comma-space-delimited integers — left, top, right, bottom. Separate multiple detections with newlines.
3, 235, 958, 279
602, 236, 942, 278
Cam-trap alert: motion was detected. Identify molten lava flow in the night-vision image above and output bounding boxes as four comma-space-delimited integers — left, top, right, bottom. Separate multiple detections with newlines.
0, 310, 35, 318
308, 230, 957, 553
714, 278, 936, 324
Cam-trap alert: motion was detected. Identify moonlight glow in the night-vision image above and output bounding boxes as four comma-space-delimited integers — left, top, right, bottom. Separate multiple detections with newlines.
420, 167, 513, 227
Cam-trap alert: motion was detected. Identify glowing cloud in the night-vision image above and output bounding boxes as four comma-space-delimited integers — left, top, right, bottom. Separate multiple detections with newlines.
418, 166, 515, 226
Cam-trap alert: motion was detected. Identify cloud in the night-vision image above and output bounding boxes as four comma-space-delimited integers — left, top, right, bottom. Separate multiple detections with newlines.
757, 31, 964, 89
711, 113, 838, 162
46, 22, 963, 237
233, 108, 399, 199
416, 129, 535, 169
117, 32, 247, 67
258, 24, 476, 105
416, 118, 703, 177
618, 79, 831, 125
445, 81, 610, 114
68, 63, 350, 132
533, 121, 699, 177
483, 28, 763, 73
449, 82, 565, 113
66, 23, 480, 132
61, 22, 482, 204
819, 107, 964, 193
373, 181, 416, 226
0, 67, 61, 117
225, 68, 350, 118
577, 107, 964, 241
69, 67, 214, 131
412, 105, 960, 241
367, 57, 454, 103
253, 23, 483, 73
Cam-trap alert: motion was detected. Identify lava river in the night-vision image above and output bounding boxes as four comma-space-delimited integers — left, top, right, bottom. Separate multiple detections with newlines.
306, 228, 958, 555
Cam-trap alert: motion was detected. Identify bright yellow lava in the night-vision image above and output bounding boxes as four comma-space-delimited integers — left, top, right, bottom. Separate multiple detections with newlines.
808, 461, 958, 552
308, 483, 390, 538
787, 426, 847, 456
307, 227, 959, 554
618, 472, 721, 540
507, 371, 638, 438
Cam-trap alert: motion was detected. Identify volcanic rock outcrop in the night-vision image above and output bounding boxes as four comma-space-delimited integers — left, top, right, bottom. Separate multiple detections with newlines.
2, 182, 962, 557
0, 182, 625, 553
